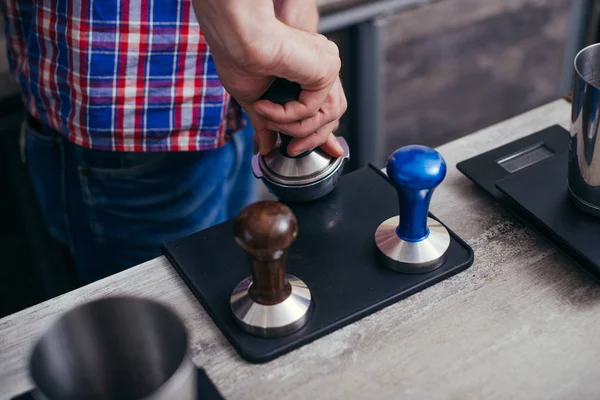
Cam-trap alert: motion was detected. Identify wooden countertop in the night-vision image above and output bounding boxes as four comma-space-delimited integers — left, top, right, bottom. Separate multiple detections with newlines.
2, 99, 596, 400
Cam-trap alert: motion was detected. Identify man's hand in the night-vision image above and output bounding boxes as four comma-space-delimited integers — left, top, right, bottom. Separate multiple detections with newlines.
191, 0, 347, 157
263, 0, 346, 157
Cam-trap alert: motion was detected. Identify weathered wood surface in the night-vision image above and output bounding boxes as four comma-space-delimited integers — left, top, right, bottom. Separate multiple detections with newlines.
4, 99, 600, 400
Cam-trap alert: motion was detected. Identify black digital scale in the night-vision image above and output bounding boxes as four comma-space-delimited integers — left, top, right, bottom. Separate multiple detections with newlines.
457, 124, 600, 282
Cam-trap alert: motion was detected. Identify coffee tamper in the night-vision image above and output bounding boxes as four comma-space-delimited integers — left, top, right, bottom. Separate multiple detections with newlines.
375, 145, 451, 273
230, 200, 312, 337
252, 78, 350, 203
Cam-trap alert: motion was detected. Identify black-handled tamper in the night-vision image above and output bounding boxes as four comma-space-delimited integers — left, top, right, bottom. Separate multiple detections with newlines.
375, 145, 451, 273
251, 77, 350, 203
259, 77, 310, 159
230, 200, 312, 338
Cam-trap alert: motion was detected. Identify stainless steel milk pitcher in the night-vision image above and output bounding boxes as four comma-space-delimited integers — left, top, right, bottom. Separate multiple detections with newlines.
29, 297, 197, 400
569, 42, 600, 217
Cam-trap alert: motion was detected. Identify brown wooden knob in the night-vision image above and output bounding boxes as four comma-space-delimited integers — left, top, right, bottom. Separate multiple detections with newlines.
233, 201, 298, 305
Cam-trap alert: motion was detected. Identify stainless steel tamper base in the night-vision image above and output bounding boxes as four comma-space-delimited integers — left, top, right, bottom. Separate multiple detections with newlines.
251, 137, 350, 203
375, 216, 451, 273
230, 274, 312, 338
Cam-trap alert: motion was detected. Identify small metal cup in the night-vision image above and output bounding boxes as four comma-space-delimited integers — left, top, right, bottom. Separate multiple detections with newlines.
29, 296, 196, 400
569, 42, 600, 216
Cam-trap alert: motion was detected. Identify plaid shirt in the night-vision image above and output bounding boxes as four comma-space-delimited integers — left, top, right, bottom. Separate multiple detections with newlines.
2, 0, 244, 152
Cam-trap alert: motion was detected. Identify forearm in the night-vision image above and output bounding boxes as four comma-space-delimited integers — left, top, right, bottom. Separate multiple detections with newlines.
191, 0, 282, 61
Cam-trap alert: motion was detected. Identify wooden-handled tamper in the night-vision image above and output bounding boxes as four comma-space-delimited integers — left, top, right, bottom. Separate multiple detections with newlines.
230, 200, 312, 337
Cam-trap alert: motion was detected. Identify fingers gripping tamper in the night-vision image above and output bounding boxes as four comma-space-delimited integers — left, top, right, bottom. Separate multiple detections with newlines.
375, 145, 451, 273
251, 78, 350, 203
230, 201, 312, 337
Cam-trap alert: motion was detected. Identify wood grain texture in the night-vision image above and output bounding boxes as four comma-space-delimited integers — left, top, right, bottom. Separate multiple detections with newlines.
234, 201, 297, 305
5, 99, 600, 400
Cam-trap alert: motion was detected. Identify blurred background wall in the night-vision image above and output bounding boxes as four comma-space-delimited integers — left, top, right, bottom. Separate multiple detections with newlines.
321, 0, 582, 168
0, 0, 598, 317
380, 0, 571, 153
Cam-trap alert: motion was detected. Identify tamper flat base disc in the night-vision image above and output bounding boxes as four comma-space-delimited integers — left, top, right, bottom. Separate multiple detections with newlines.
230, 275, 312, 338
375, 216, 450, 273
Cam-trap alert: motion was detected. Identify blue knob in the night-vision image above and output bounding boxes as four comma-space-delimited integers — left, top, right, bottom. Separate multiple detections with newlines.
386, 145, 446, 242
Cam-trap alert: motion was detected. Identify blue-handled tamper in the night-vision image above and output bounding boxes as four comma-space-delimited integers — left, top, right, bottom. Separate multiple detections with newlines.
375, 145, 451, 273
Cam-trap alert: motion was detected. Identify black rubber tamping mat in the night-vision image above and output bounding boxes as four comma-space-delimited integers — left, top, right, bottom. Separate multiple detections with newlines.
11, 367, 224, 400
162, 164, 474, 363
494, 151, 600, 281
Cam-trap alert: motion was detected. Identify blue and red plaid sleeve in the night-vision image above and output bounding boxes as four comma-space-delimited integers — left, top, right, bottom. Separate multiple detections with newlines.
2, 0, 244, 152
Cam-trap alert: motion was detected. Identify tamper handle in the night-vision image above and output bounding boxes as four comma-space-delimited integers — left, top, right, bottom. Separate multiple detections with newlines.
386, 145, 446, 242
260, 77, 311, 158
233, 201, 298, 305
